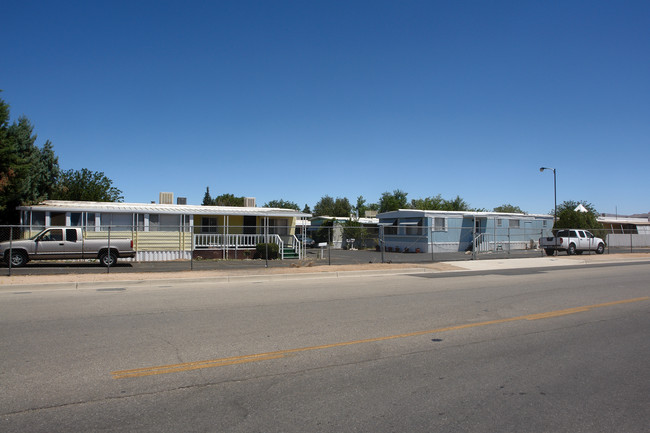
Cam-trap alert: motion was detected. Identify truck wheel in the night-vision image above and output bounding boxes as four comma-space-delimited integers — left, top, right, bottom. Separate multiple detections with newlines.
99, 251, 118, 267
544, 248, 555, 256
596, 243, 605, 254
567, 243, 576, 255
6, 251, 28, 268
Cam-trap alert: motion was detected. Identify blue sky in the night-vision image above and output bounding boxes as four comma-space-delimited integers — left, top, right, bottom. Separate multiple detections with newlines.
3, 1, 649, 215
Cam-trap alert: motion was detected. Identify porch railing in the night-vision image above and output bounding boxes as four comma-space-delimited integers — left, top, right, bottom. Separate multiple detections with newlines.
194, 233, 284, 251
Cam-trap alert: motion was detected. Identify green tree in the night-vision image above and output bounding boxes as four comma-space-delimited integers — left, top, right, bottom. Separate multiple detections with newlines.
314, 196, 352, 217
202, 186, 213, 205
302, 203, 311, 214
333, 197, 352, 217
366, 202, 380, 212
440, 195, 471, 211
554, 200, 603, 232
264, 199, 300, 210
354, 195, 367, 218
0, 97, 60, 223
52, 168, 123, 202
493, 204, 525, 214
379, 189, 408, 213
411, 194, 444, 210
314, 195, 335, 216
214, 193, 244, 207
342, 219, 370, 249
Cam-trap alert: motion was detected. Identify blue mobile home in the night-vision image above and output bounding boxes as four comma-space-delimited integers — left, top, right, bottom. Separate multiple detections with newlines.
378, 210, 554, 253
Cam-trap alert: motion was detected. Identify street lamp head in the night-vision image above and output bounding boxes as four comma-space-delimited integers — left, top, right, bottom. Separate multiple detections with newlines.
539, 167, 545, 172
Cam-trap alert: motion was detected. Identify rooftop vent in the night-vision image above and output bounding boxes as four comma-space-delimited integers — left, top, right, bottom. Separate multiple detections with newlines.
159, 192, 173, 204
177, 197, 187, 205
244, 197, 256, 207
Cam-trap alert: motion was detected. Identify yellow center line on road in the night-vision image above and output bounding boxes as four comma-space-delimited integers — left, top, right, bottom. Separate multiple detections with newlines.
111, 296, 648, 379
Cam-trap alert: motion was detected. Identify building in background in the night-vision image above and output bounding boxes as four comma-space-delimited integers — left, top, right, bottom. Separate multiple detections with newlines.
17, 199, 311, 261
377, 209, 554, 253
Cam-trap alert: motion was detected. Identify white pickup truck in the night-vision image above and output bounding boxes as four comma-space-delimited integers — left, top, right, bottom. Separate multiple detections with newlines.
539, 229, 605, 256
1, 227, 136, 267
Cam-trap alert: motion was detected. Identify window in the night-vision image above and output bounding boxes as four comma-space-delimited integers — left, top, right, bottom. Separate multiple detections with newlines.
66, 229, 78, 242
71, 213, 82, 226
433, 217, 447, 232
159, 214, 181, 231
270, 218, 289, 236
405, 219, 423, 235
149, 214, 160, 231
496, 219, 504, 228
384, 220, 398, 235
41, 229, 63, 241
86, 213, 96, 230
509, 219, 520, 228
31, 211, 46, 230
136, 214, 146, 231
201, 217, 218, 233
542, 220, 548, 227
101, 213, 133, 230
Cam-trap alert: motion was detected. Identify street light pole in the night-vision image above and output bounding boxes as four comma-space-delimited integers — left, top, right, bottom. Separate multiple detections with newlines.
540, 167, 557, 255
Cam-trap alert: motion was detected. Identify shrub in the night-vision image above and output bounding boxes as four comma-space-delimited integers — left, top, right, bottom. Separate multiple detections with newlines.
256, 243, 279, 260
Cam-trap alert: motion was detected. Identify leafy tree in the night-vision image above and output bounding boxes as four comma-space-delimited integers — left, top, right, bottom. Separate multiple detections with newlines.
314, 195, 335, 216
0, 96, 60, 223
214, 193, 244, 207
302, 204, 311, 214
202, 186, 213, 206
353, 195, 369, 218
554, 200, 603, 232
201, 189, 245, 206
411, 195, 444, 210
264, 199, 300, 210
493, 204, 525, 214
313, 219, 334, 244
440, 195, 471, 211
333, 197, 352, 217
52, 168, 123, 202
314, 195, 352, 217
379, 189, 408, 213
366, 202, 380, 212
342, 219, 369, 249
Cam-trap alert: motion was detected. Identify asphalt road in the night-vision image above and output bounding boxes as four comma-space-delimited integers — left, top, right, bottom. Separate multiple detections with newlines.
1, 263, 649, 432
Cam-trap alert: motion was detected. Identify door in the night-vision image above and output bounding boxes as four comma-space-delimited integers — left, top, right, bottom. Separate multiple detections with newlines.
243, 216, 256, 235
576, 230, 590, 250
34, 229, 66, 258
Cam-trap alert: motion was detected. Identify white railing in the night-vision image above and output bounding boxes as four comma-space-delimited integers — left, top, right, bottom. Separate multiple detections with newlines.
292, 234, 302, 260
194, 233, 284, 255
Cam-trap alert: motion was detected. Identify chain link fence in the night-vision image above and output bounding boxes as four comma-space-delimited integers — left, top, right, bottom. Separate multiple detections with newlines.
1, 224, 649, 276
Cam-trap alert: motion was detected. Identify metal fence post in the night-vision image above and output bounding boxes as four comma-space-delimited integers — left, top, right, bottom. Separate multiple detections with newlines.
630, 230, 633, 253
190, 225, 194, 271
328, 227, 331, 266
430, 226, 436, 262
8, 226, 13, 276
107, 226, 111, 274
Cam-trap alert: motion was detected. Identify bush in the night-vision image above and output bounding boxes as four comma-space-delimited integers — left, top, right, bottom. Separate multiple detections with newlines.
256, 243, 279, 260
